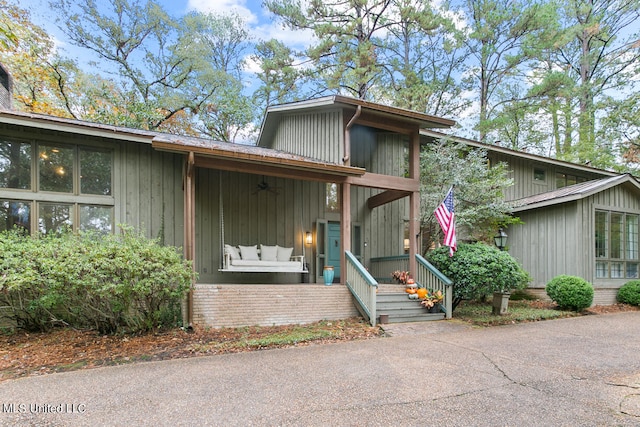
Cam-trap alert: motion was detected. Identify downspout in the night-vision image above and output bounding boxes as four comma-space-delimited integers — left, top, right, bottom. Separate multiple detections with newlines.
343, 105, 361, 165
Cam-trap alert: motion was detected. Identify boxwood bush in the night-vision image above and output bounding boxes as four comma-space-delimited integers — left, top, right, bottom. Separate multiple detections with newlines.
545, 275, 593, 311
0, 227, 195, 333
617, 280, 640, 306
426, 243, 531, 311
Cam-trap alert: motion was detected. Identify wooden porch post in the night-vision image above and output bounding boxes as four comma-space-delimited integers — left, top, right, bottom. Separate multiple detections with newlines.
408, 130, 420, 276
340, 182, 351, 285
184, 152, 196, 327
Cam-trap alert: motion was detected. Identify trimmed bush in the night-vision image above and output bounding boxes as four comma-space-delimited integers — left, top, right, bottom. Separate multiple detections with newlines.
545, 275, 593, 311
617, 280, 640, 306
0, 227, 195, 333
426, 243, 531, 310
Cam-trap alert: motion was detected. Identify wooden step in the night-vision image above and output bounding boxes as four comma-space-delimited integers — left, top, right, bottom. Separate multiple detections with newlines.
376, 292, 445, 323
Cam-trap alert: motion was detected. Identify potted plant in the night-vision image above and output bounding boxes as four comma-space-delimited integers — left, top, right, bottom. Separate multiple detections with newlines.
420, 289, 444, 313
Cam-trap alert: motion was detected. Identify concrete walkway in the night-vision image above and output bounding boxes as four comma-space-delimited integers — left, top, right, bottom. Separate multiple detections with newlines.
1, 312, 640, 426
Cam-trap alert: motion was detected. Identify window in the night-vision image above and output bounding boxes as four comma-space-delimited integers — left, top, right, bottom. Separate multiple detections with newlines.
595, 210, 639, 279
0, 139, 31, 189
533, 168, 546, 182
556, 172, 588, 189
0, 137, 114, 234
0, 199, 30, 232
326, 183, 339, 212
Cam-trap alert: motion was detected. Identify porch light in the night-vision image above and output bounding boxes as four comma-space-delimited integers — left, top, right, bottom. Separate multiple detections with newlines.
494, 228, 508, 251
305, 231, 313, 245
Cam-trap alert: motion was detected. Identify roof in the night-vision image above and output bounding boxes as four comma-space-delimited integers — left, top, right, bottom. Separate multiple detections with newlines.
510, 174, 640, 212
258, 96, 457, 147
420, 129, 618, 178
0, 108, 365, 177
152, 133, 365, 177
0, 109, 157, 143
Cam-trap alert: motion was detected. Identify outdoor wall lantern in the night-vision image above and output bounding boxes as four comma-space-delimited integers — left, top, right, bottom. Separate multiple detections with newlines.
494, 228, 508, 251
305, 231, 313, 245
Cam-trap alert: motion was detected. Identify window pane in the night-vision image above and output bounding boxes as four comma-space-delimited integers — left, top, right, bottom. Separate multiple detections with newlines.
626, 214, 638, 260
611, 262, 624, 278
595, 211, 607, 258
80, 148, 112, 195
533, 168, 545, 181
39, 145, 73, 193
556, 173, 566, 188
326, 183, 339, 212
79, 205, 113, 234
596, 261, 608, 278
0, 139, 31, 189
0, 200, 30, 233
38, 203, 72, 234
566, 175, 577, 186
626, 263, 638, 279
610, 213, 623, 259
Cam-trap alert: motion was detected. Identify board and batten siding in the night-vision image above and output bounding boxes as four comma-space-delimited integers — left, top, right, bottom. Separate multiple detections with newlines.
350, 128, 409, 177
270, 111, 344, 164
508, 202, 581, 288
490, 152, 608, 201
118, 142, 185, 247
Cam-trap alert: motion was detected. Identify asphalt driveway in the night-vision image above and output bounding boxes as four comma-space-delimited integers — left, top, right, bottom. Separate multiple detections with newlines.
1, 312, 640, 426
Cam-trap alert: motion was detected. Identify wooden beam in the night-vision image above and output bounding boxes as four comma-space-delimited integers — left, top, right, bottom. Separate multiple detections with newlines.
346, 172, 419, 192
367, 190, 411, 209
340, 182, 351, 286
184, 152, 195, 327
409, 130, 420, 275
194, 155, 350, 183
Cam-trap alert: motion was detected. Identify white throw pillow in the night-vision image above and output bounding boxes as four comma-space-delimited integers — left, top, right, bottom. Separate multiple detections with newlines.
260, 244, 278, 261
276, 245, 294, 262
239, 245, 259, 261
224, 244, 241, 260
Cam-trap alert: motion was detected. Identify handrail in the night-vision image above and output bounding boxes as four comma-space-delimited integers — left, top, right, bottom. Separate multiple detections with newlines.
345, 250, 378, 326
415, 254, 453, 319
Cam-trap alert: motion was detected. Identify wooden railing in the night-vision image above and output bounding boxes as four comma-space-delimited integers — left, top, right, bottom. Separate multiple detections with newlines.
345, 251, 378, 326
415, 254, 453, 319
368, 255, 409, 283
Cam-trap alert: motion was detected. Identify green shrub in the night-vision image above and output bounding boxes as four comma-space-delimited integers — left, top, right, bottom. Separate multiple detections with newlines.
545, 275, 593, 311
0, 226, 195, 333
426, 243, 531, 311
617, 280, 640, 306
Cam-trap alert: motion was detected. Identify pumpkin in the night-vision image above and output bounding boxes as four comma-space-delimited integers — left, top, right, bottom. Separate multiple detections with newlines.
416, 288, 427, 299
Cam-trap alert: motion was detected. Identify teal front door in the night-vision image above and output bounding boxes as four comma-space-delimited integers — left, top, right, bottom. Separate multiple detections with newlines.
327, 222, 341, 282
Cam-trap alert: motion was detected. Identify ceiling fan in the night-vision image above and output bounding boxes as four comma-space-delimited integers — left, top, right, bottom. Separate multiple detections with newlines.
253, 176, 279, 195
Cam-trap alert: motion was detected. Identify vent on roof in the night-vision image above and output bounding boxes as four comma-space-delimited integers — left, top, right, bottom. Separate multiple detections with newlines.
0, 63, 12, 110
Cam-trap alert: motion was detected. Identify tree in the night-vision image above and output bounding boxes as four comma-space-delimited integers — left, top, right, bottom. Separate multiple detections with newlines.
265, 0, 394, 99
453, 0, 546, 141
380, 0, 472, 118
252, 38, 307, 115
0, 0, 81, 117
420, 138, 518, 251
49, 0, 255, 140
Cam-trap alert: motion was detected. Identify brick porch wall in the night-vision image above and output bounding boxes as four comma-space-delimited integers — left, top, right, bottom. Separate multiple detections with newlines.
192, 284, 360, 328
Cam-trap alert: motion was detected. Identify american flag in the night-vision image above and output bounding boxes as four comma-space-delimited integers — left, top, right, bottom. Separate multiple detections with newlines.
434, 187, 457, 257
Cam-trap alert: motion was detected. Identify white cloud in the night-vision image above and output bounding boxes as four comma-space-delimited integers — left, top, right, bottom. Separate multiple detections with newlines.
186, 0, 258, 24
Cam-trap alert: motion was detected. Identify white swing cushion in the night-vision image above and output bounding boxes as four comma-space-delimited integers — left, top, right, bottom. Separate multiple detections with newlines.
222, 244, 305, 272
224, 244, 241, 260
238, 245, 259, 260
260, 244, 278, 261
276, 245, 294, 262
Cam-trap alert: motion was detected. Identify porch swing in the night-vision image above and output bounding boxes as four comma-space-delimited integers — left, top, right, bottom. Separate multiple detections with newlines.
218, 177, 307, 273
